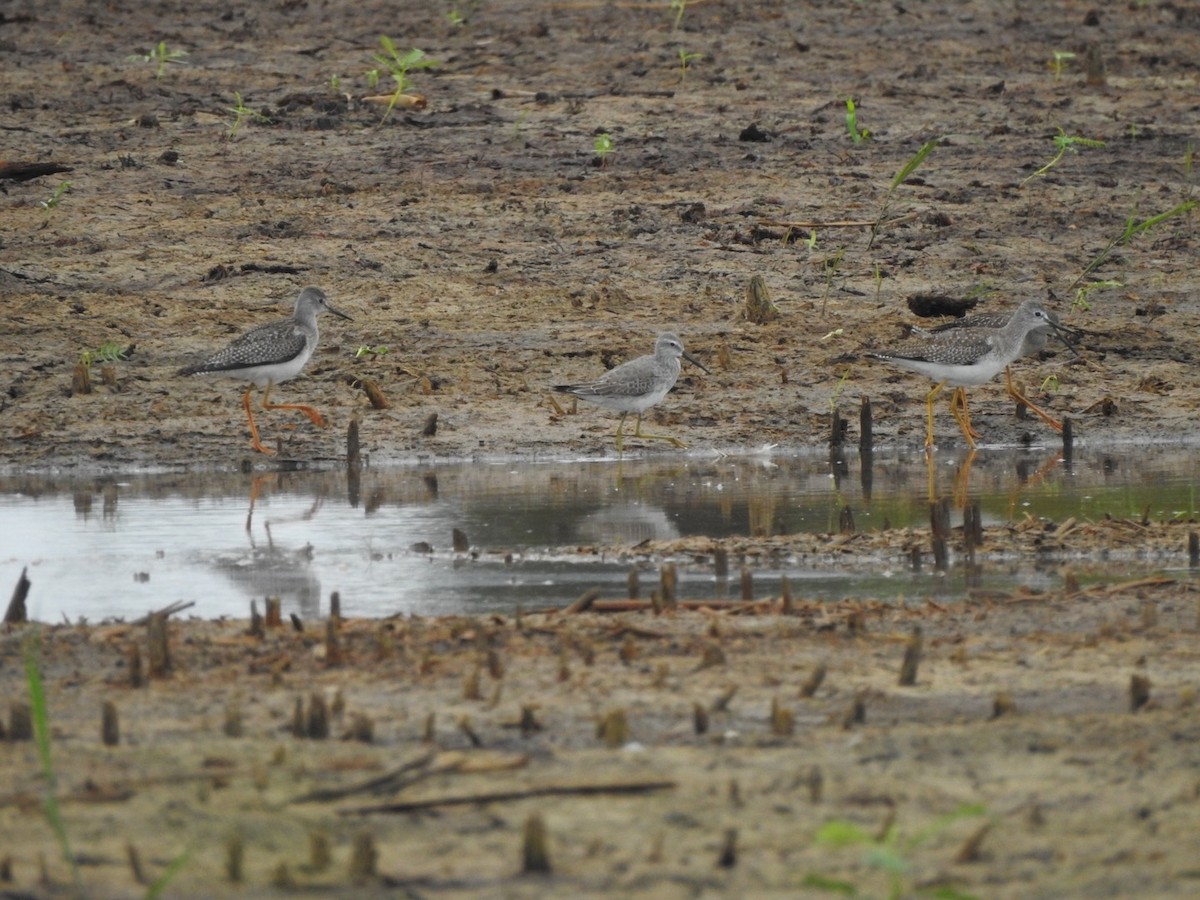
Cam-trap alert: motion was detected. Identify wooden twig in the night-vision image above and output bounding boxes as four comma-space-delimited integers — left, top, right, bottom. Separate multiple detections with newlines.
338, 779, 676, 816
131, 600, 195, 625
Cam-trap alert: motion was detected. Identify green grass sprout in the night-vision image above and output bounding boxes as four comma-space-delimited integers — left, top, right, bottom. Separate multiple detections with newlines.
593, 132, 615, 166
130, 41, 188, 80
670, 0, 688, 30
40, 180, 73, 210
24, 634, 84, 894
1049, 50, 1075, 80
1068, 199, 1197, 291
845, 98, 869, 144
373, 37, 436, 123
677, 48, 702, 82
225, 92, 268, 140
867, 139, 937, 248
1021, 128, 1106, 186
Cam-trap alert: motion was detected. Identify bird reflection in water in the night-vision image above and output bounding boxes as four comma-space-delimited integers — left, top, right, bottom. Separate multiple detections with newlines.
210, 475, 324, 619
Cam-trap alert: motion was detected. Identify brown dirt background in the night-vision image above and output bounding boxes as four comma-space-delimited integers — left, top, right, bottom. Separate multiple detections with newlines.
3, 1, 1200, 897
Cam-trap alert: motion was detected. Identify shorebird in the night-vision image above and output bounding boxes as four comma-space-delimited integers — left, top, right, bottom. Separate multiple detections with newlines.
553, 332, 709, 451
867, 299, 1067, 449
918, 307, 1075, 434
178, 286, 351, 455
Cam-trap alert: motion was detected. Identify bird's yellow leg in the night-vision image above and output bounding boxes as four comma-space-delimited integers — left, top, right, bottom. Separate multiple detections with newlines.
630, 411, 686, 449
1005, 367, 1063, 433
949, 387, 979, 450
261, 380, 326, 428
243, 388, 275, 455
953, 448, 977, 510
613, 412, 628, 452
924, 381, 946, 450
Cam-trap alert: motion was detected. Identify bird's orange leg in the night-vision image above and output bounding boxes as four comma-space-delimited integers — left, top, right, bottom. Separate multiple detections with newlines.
242, 388, 275, 455
261, 381, 326, 428
1005, 367, 1063, 433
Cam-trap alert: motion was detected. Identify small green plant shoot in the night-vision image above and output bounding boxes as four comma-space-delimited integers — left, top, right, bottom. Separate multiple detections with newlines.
1049, 50, 1075, 79
372, 37, 436, 122
40, 180, 72, 210
130, 40, 187, 80
79, 341, 130, 368
867, 139, 937, 248
670, 0, 688, 30
1068, 199, 1197, 292
845, 98, 869, 144
24, 635, 84, 895
593, 132, 615, 165
804, 804, 986, 900
225, 92, 267, 139
355, 345, 390, 358
677, 48, 702, 81
1021, 128, 1105, 186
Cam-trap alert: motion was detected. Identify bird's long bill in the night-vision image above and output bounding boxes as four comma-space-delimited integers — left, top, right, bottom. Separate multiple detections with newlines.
682, 349, 711, 374
328, 303, 353, 321
1045, 318, 1083, 357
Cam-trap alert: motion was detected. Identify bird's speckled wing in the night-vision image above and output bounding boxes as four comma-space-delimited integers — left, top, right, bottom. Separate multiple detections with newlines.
871, 330, 995, 367
556, 356, 665, 399
181, 319, 308, 375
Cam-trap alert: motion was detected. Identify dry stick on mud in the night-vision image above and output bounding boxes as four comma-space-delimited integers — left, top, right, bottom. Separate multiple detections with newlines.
337, 779, 676, 816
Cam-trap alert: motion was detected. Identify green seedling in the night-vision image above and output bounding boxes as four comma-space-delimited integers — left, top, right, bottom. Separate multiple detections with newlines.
867, 139, 937, 248
444, 0, 481, 27
677, 48, 702, 82
130, 40, 188, 80
40, 180, 72, 210
225, 92, 267, 139
366, 68, 381, 89
24, 635, 84, 895
670, 0, 688, 29
355, 345, 390, 358
1021, 128, 1105, 186
1068, 199, 1197, 291
79, 340, 130, 368
328, 74, 342, 91
1040, 374, 1061, 392
593, 132, 615, 166
1049, 50, 1075, 79
845, 98, 870, 144
805, 230, 818, 251
819, 246, 846, 314
1073, 278, 1121, 312
828, 367, 851, 411
372, 37, 436, 123
805, 804, 987, 900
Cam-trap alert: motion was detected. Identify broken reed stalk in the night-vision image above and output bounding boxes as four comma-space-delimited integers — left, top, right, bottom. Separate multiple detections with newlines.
829, 408, 844, 447
660, 563, 677, 610
858, 395, 873, 453
348, 833, 377, 884
147, 613, 170, 678
898, 626, 923, 686
627, 567, 640, 599
4, 566, 30, 623
522, 813, 552, 874
740, 567, 753, 601
265, 597, 282, 628
1062, 416, 1074, 461
101, 701, 119, 746
713, 546, 729, 579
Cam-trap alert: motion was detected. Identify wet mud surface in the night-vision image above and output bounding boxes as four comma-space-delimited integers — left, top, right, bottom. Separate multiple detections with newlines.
3, 1, 1200, 896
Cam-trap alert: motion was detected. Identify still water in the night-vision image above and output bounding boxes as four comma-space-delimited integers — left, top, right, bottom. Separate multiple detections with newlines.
1, 446, 1196, 622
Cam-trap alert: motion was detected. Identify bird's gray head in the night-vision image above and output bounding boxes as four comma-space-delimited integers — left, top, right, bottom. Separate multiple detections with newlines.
296, 286, 352, 321
656, 332, 711, 374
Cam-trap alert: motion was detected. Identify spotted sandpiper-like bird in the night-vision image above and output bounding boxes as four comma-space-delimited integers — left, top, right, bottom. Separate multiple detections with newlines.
553, 332, 709, 451
867, 299, 1067, 449
178, 286, 351, 455
917, 307, 1076, 434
